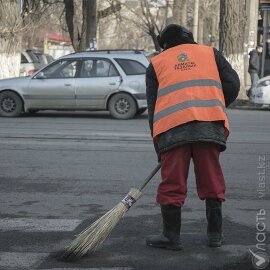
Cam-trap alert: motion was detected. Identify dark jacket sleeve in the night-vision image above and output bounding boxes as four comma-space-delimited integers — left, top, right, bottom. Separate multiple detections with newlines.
146, 63, 160, 156
213, 48, 240, 107
146, 63, 158, 137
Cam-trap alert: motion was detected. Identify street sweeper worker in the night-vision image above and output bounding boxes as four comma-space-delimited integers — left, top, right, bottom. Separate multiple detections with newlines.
145, 24, 240, 250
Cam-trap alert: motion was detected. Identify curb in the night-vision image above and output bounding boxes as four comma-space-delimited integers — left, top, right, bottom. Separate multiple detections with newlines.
228, 99, 269, 110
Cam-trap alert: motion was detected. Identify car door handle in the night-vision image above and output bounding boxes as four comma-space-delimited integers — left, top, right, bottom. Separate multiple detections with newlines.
64, 83, 72, 86
109, 82, 116, 85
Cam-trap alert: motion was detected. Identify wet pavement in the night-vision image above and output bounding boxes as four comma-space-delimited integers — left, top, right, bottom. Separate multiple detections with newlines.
0, 109, 269, 270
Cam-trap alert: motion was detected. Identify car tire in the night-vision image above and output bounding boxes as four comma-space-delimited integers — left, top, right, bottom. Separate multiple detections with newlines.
0, 91, 23, 117
108, 93, 137, 119
136, 108, 147, 115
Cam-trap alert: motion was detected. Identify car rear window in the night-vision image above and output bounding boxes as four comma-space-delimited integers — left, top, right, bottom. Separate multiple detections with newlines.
26, 51, 40, 63
21, 53, 28, 64
114, 58, 146, 75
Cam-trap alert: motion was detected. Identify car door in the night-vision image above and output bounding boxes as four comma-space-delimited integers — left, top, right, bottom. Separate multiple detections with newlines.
75, 58, 121, 109
25, 59, 79, 108
113, 58, 147, 94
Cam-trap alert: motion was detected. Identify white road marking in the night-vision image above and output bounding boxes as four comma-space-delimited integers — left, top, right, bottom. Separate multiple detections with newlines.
0, 131, 151, 140
0, 218, 81, 232
0, 252, 133, 270
0, 252, 48, 269
42, 267, 133, 270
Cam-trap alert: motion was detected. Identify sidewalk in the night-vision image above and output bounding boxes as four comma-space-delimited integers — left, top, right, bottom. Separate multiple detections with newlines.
229, 99, 269, 110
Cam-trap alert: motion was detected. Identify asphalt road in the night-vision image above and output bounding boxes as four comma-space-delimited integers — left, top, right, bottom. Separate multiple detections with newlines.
0, 109, 269, 270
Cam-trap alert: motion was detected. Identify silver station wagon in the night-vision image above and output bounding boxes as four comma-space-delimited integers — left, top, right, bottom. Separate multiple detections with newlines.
0, 50, 149, 119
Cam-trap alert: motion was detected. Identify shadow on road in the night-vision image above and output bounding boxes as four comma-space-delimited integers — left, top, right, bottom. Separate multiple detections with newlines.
20, 111, 149, 120
43, 213, 255, 270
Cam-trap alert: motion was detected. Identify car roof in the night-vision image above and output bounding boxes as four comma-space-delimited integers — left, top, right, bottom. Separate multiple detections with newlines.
60, 50, 148, 60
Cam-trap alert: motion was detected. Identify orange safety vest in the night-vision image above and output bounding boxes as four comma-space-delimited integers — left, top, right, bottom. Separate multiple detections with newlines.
151, 44, 230, 140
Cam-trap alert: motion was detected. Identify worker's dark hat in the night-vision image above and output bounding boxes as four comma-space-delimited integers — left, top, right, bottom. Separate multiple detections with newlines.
157, 24, 194, 49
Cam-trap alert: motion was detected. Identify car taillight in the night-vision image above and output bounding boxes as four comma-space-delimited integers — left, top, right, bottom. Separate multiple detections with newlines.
28, 69, 37, 75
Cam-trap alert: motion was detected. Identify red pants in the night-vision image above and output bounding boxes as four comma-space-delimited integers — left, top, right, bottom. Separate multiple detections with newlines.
157, 143, 225, 207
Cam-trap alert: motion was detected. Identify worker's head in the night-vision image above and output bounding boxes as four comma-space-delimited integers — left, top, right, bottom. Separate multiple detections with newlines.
157, 24, 195, 49
256, 45, 263, 53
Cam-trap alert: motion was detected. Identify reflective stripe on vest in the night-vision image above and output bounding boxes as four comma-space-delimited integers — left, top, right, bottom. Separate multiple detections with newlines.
151, 44, 230, 139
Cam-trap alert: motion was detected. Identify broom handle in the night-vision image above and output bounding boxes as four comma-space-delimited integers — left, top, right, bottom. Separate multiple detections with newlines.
139, 164, 161, 191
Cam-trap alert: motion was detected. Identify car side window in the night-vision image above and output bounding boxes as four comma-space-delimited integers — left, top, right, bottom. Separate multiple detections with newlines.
80, 60, 95, 77
41, 60, 79, 79
80, 59, 118, 78
114, 58, 146, 75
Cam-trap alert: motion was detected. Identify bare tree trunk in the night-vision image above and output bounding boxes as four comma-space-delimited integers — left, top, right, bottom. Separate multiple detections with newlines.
85, 0, 97, 49
181, 0, 187, 26
80, 1, 87, 51
63, 0, 86, 51
173, 0, 187, 26
198, 15, 204, 44
210, 16, 218, 47
192, 0, 199, 42
173, 0, 181, 24
219, 0, 247, 99
0, 0, 22, 79
0, 39, 21, 79
149, 27, 161, 52
64, 0, 75, 48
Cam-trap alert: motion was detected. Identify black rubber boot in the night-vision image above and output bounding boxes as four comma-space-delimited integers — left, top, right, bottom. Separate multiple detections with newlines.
146, 205, 182, 250
206, 199, 224, 247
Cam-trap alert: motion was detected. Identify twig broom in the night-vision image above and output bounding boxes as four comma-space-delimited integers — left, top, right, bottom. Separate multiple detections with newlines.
61, 164, 161, 261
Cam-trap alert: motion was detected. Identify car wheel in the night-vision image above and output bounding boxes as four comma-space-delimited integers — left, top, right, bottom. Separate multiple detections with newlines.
0, 91, 23, 117
108, 93, 137, 119
136, 108, 147, 115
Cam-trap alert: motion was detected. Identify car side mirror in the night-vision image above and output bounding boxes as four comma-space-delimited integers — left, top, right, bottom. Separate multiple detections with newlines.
35, 72, 46, 79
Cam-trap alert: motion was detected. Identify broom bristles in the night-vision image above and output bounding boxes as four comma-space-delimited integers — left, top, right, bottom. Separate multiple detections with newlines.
61, 188, 142, 261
